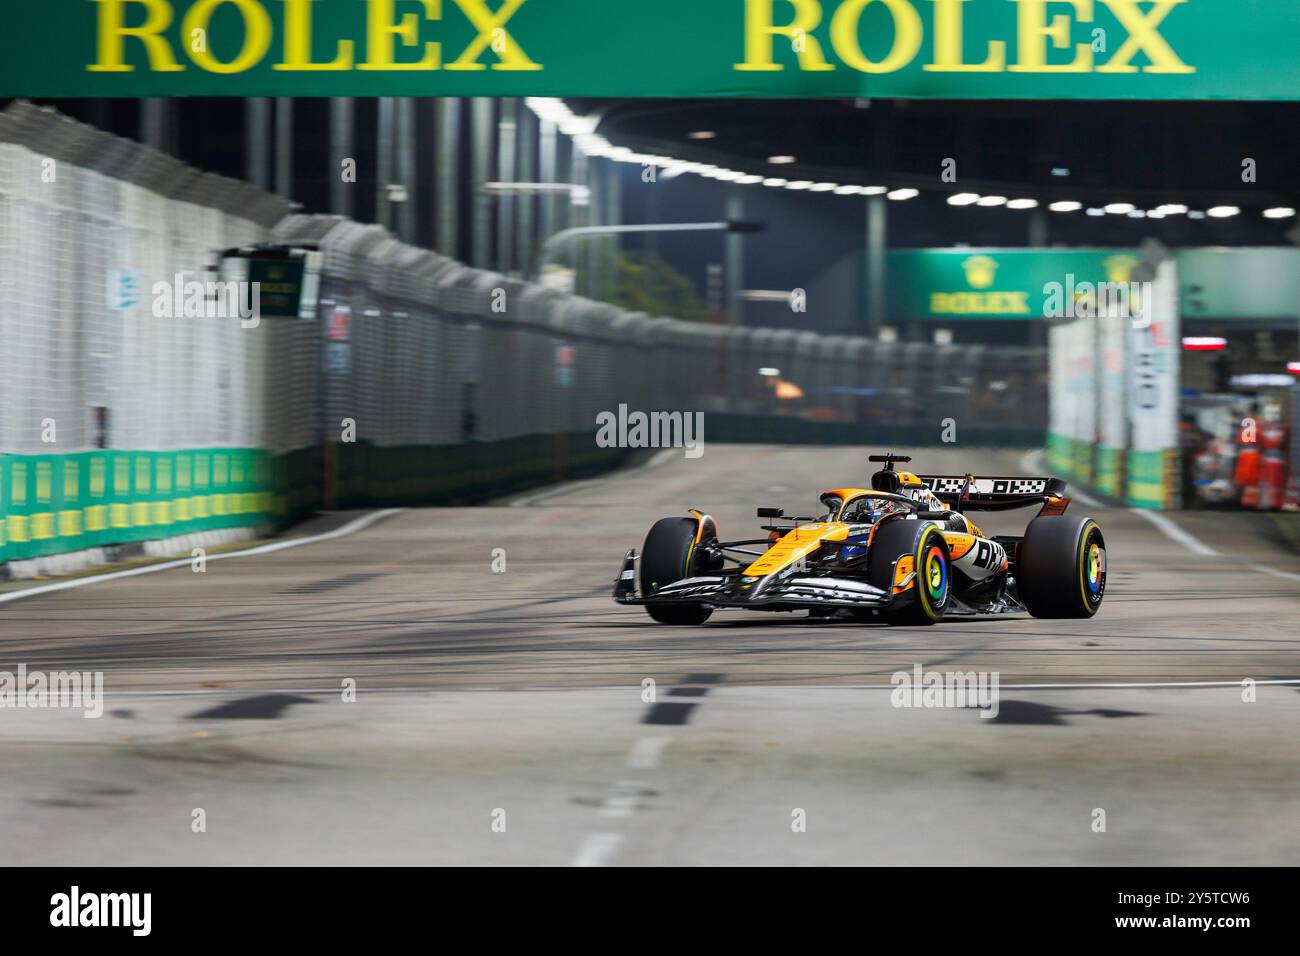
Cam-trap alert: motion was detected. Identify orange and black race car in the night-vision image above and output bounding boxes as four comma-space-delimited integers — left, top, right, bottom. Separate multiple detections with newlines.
613, 454, 1106, 626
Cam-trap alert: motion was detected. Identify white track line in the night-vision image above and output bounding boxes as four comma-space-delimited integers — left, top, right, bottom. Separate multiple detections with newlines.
1022, 448, 1300, 582
1131, 507, 1300, 581
0, 508, 406, 605
626, 736, 670, 770
853, 679, 1300, 691
70, 679, 1300, 698
508, 449, 677, 508
1129, 508, 1219, 556
569, 737, 672, 867
598, 781, 646, 819
1243, 563, 1300, 585
570, 832, 624, 867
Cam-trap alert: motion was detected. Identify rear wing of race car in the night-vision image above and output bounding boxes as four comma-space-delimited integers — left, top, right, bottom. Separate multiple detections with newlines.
919, 475, 1069, 512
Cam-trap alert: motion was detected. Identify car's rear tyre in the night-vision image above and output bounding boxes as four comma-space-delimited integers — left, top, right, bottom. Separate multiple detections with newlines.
868, 519, 951, 626
640, 516, 714, 625
1017, 515, 1106, 619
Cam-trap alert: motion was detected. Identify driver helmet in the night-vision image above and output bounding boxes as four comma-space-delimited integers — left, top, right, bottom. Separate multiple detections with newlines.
845, 495, 907, 523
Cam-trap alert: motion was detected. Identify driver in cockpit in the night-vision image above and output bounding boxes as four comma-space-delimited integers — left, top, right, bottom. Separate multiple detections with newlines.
840, 495, 911, 524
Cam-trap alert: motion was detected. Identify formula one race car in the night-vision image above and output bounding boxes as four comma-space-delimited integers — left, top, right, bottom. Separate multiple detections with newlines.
613, 454, 1105, 626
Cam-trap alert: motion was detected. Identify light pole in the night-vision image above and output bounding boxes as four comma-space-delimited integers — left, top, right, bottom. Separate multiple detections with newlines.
533, 220, 763, 291
481, 182, 591, 278
483, 182, 591, 203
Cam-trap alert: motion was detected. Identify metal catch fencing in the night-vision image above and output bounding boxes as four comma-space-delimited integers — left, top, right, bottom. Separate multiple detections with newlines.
0, 102, 302, 566
0, 101, 1047, 568
274, 213, 1048, 486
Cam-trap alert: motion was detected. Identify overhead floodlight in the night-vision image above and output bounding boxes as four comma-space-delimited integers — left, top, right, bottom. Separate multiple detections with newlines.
559, 115, 598, 136
1233, 374, 1295, 387
1182, 337, 1227, 351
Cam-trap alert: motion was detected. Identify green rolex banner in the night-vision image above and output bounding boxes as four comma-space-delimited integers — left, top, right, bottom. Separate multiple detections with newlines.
2, 0, 1300, 100
886, 248, 1141, 320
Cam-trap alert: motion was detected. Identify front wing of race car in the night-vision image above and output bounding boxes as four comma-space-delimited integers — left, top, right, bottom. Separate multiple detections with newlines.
611, 549, 896, 611
611, 547, 1029, 616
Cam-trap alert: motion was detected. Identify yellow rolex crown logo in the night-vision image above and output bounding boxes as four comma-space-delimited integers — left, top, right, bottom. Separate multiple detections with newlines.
1103, 255, 1138, 284
962, 255, 998, 289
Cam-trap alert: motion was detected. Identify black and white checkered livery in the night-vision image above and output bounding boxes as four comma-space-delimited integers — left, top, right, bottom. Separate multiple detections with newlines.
919, 475, 1065, 510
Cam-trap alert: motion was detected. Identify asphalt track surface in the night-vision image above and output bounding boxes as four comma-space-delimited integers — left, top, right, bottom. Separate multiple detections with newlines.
2, 445, 1299, 865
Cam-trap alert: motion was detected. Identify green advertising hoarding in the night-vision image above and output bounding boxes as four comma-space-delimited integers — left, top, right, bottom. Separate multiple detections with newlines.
4, 0, 1300, 100
886, 248, 1140, 320
1176, 248, 1300, 320
0, 448, 278, 563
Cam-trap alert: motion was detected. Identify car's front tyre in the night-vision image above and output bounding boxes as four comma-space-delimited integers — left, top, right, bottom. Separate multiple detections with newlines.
640, 516, 714, 625
869, 520, 951, 626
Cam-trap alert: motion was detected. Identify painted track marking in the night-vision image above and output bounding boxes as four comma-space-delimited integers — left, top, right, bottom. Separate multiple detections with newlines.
1130, 508, 1219, 556
508, 449, 676, 508
1131, 506, 1300, 583
0, 508, 406, 605
1024, 446, 1300, 583
571, 832, 624, 867
57, 679, 1300, 699
626, 736, 670, 770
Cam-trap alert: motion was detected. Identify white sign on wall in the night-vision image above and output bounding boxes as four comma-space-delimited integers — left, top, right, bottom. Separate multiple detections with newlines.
106, 268, 139, 311
1127, 260, 1180, 454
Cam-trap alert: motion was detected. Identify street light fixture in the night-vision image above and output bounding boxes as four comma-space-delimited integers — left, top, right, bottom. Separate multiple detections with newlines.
534, 219, 764, 279
483, 181, 591, 207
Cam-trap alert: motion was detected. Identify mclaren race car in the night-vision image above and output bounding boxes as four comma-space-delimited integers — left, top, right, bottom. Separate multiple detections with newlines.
612, 454, 1106, 626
